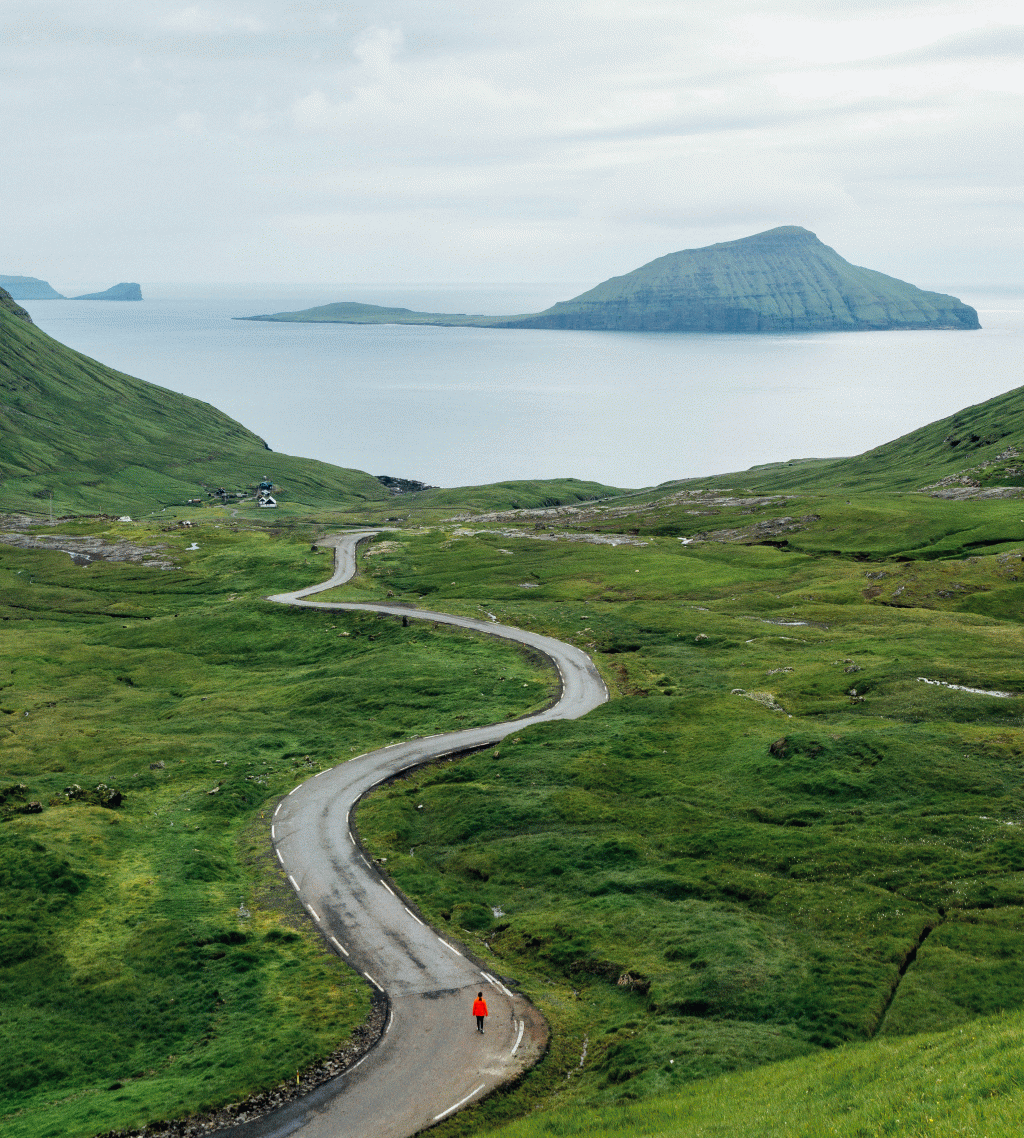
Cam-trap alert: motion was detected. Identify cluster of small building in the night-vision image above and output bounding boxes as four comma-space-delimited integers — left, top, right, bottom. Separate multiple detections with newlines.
184, 477, 278, 509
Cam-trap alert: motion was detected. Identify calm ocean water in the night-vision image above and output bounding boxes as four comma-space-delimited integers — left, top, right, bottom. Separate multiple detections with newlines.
20, 283, 1024, 491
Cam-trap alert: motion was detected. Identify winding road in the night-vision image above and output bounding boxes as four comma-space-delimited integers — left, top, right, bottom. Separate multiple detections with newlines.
235, 531, 608, 1138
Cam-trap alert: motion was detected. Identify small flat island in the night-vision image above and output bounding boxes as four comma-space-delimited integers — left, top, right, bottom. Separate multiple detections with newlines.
237, 226, 979, 333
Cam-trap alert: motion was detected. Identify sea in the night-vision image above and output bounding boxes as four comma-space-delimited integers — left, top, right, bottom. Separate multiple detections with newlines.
19, 283, 1024, 491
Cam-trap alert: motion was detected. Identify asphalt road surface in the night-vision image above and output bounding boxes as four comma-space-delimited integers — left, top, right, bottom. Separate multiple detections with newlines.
232, 531, 608, 1138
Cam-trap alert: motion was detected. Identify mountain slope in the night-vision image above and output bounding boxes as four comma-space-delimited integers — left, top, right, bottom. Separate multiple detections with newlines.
675, 382, 1024, 494
506, 227, 979, 332
0, 288, 388, 515
240, 227, 979, 333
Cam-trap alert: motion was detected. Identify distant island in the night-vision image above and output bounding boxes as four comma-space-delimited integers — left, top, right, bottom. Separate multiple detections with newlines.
238, 226, 979, 333
0, 274, 65, 299
73, 282, 143, 301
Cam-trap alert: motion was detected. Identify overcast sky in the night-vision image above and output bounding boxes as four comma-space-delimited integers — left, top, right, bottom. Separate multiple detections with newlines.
3, 0, 1023, 288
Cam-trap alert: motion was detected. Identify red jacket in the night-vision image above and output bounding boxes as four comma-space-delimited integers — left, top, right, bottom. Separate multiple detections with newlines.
472, 997, 488, 1017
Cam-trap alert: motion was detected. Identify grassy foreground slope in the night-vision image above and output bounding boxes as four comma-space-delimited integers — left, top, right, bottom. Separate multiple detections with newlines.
342, 492, 1024, 1135
0, 519, 554, 1138
0, 288, 388, 516
475, 1012, 1024, 1138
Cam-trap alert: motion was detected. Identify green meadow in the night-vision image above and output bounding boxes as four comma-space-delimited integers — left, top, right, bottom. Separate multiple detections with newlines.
334, 507, 1024, 1134
2, 477, 1024, 1138
0, 520, 550, 1138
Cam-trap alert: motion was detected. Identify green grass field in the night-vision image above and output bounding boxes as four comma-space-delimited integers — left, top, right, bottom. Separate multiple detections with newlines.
469, 1011, 1024, 1138
2, 480, 1024, 1138
0, 520, 552, 1138
339, 515, 1024, 1135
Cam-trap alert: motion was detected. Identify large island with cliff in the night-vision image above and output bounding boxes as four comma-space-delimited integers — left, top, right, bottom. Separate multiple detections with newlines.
239, 226, 979, 333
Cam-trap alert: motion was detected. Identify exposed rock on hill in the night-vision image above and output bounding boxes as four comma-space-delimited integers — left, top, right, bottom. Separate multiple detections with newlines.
73, 282, 143, 301
0, 287, 35, 325
0, 274, 65, 300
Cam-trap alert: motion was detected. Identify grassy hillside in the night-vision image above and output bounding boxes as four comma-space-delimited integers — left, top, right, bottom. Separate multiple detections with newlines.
4, 300, 1024, 1138
0, 520, 554, 1138
333, 501, 1024, 1136
472, 1012, 1024, 1138
636, 382, 1024, 498
3, 480, 1024, 1137
0, 288, 389, 516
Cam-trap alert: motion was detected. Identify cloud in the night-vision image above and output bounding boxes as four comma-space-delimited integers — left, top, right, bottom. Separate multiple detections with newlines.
1, 0, 1023, 283
162, 5, 267, 34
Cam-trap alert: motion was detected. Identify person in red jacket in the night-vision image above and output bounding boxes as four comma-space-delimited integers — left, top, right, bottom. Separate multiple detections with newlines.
472, 992, 488, 1034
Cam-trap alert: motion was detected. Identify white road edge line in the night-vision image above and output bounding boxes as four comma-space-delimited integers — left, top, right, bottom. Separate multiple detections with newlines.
288, 875, 299, 890
274, 803, 282, 817
306, 904, 321, 922
275, 849, 284, 865
270, 825, 276, 839
288, 785, 299, 796
511, 1020, 525, 1056
439, 939, 463, 957
364, 971, 384, 992
385, 1010, 393, 1033
480, 970, 497, 984
329, 936, 350, 956
434, 1083, 486, 1121
381, 883, 395, 896
404, 907, 425, 926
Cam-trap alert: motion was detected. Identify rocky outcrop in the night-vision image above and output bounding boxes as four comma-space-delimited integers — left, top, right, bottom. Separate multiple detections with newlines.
0, 532, 175, 568
0, 287, 34, 324
73, 282, 143, 301
376, 475, 440, 493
